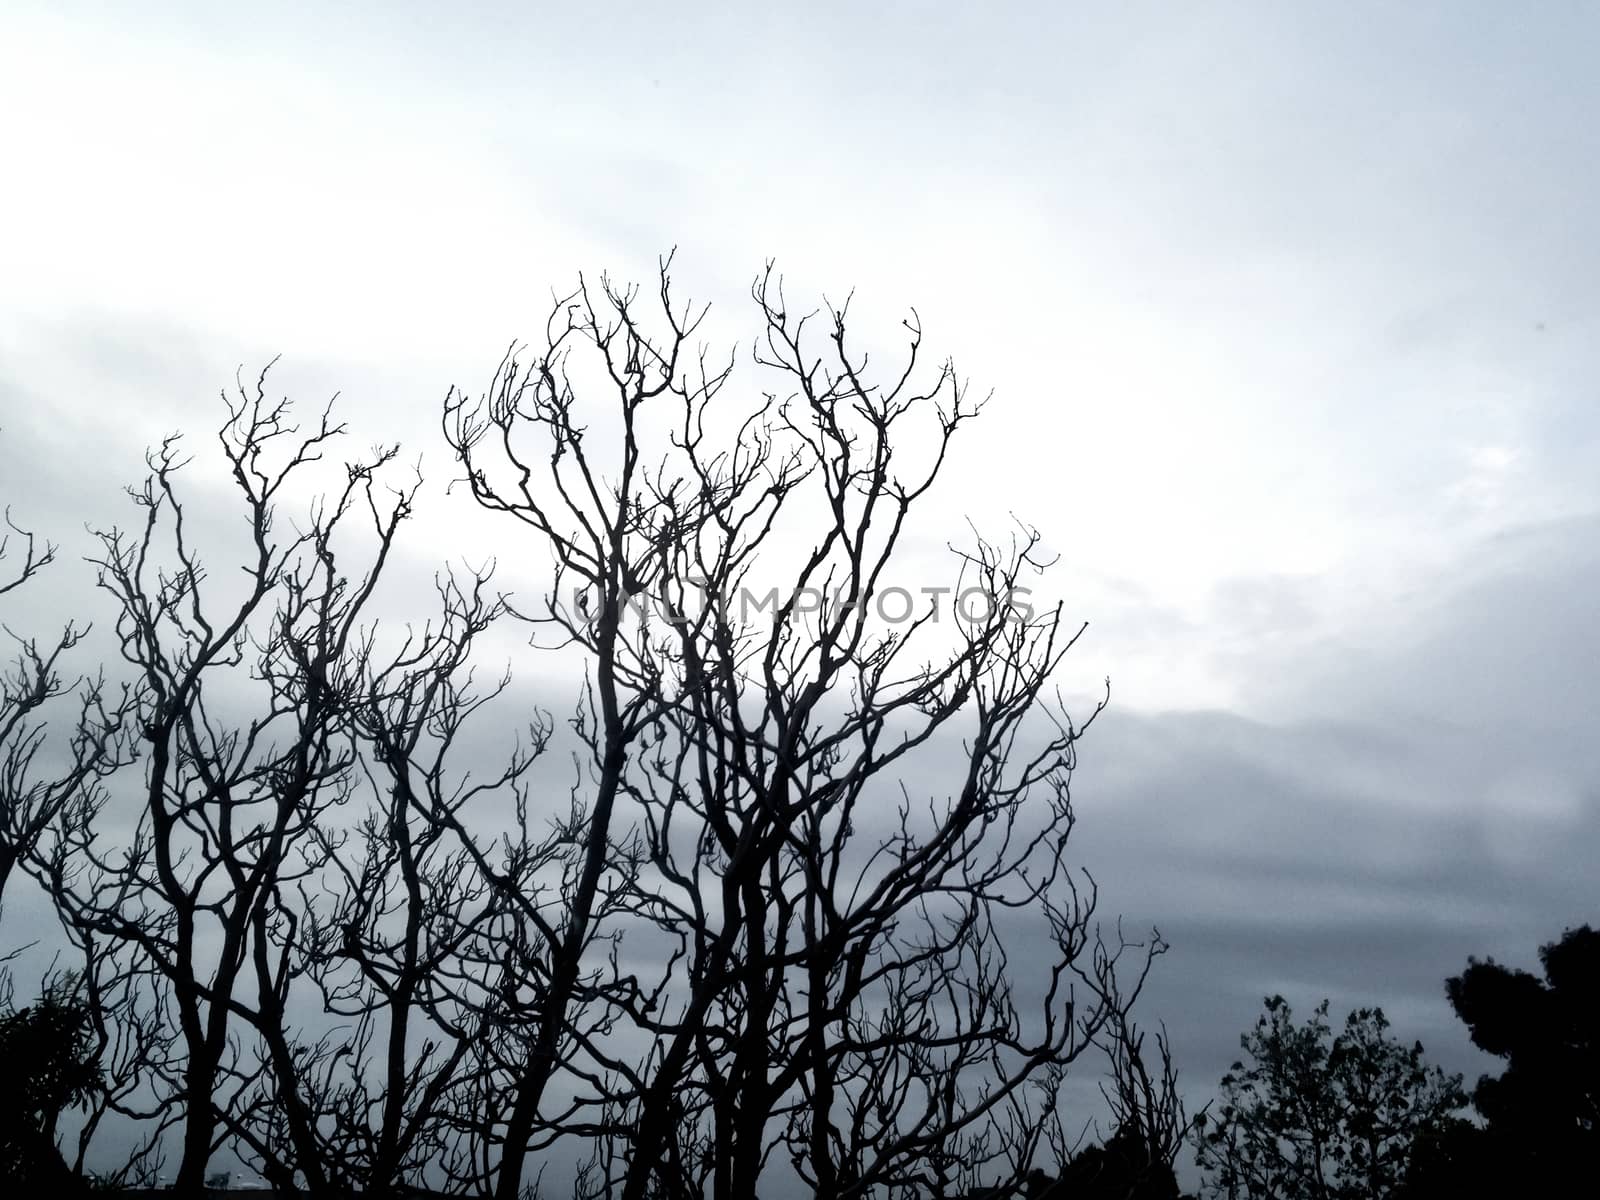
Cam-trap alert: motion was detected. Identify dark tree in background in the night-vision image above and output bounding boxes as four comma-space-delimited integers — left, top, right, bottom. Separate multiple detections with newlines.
1451, 924, 1599, 1157
1405, 924, 1600, 1197
1194, 995, 1465, 1200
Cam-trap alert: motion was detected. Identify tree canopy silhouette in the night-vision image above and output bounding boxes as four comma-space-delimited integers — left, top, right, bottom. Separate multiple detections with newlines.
1405, 924, 1599, 1197
1194, 995, 1465, 1200
1449, 923, 1598, 1141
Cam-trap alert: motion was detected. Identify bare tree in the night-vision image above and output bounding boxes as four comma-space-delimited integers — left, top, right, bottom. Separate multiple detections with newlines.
1026, 993, 1193, 1199
0, 503, 152, 1185
0, 509, 56, 600
240, 567, 548, 1197
34, 371, 422, 1197
444, 258, 1160, 1200
440, 264, 707, 1200
3, 258, 1172, 1199
0, 508, 135, 914
1098, 1016, 1191, 1185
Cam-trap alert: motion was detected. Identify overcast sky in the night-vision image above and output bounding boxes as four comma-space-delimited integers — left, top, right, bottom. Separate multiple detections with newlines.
3, 0, 1598, 1160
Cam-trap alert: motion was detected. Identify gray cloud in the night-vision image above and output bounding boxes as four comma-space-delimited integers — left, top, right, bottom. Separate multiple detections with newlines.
1056, 515, 1600, 1109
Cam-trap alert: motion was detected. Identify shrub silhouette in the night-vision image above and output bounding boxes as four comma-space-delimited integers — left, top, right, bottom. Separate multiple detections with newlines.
1058, 1124, 1183, 1197
0, 984, 100, 1193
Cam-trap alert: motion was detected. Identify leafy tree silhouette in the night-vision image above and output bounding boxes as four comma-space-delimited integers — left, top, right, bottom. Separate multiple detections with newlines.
1194, 995, 1465, 1200
1405, 924, 1599, 1197
0, 982, 100, 1194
